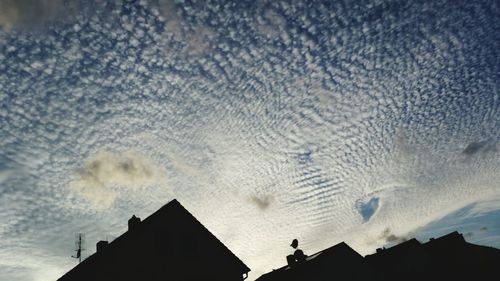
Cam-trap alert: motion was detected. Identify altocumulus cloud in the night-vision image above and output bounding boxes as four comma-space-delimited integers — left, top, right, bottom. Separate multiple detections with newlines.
249, 195, 274, 210
0, 0, 499, 280
0, 0, 67, 31
379, 227, 409, 245
462, 140, 498, 156
70, 151, 163, 209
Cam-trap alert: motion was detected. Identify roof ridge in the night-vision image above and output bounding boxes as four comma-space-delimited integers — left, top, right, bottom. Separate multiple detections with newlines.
171, 200, 250, 272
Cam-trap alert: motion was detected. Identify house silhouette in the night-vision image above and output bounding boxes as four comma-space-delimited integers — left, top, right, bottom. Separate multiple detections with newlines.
256, 242, 374, 281
57, 199, 250, 281
57, 199, 500, 281
257, 231, 500, 281
365, 231, 500, 281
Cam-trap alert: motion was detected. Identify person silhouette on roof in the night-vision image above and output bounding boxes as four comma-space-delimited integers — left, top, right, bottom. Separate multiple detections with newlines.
291, 239, 306, 263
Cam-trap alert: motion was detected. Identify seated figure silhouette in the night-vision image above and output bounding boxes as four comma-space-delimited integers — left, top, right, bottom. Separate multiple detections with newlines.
287, 239, 306, 266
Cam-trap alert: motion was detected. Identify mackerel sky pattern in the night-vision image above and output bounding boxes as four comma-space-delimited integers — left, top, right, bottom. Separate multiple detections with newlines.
0, 0, 499, 280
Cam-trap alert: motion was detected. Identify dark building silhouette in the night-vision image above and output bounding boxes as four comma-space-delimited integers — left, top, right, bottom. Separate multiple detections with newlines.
256, 241, 375, 281
366, 231, 500, 281
257, 231, 500, 281
58, 199, 250, 281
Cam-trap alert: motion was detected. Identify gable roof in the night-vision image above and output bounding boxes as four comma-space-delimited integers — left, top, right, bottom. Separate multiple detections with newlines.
256, 242, 367, 280
58, 199, 249, 280
303, 242, 363, 264
367, 238, 422, 258
161, 199, 250, 273
423, 231, 464, 247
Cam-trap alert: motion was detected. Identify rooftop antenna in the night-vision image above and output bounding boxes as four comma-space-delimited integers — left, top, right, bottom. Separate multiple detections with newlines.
71, 233, 85, 263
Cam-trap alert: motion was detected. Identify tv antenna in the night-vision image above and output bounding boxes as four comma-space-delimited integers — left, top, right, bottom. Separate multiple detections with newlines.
71, 233, 85, 263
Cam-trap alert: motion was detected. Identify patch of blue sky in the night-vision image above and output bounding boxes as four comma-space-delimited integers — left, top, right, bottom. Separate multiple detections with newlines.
417, 202, 500, 249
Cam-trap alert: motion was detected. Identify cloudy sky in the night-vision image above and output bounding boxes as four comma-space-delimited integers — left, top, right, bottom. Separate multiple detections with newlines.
0, 0, 499, 280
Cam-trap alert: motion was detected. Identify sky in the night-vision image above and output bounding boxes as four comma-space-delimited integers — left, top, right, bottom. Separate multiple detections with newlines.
0, 0, 499, 280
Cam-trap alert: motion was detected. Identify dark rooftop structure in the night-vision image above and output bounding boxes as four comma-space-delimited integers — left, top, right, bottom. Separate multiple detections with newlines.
256, 241, 374, 281
258, 231, 500, 281
366, 231, 500, 281
58, 199, 250, 281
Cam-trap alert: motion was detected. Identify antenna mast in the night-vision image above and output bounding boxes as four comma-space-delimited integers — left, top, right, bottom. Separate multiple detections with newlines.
71, 233, 85, 263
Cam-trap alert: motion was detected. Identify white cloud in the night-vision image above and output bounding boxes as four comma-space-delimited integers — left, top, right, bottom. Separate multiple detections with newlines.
0, 0, 66, 31
0, 1, 499, 281
69, 151, 164, 209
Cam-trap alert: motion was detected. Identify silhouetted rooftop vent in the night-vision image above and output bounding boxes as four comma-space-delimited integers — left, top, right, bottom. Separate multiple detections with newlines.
96, 240, 108, 253
128, 215, 141, 231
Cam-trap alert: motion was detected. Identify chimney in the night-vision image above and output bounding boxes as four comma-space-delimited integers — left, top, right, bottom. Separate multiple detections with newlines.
96, 240, 108, 253
128, 215, 141, 231
286, 255, 295, 267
